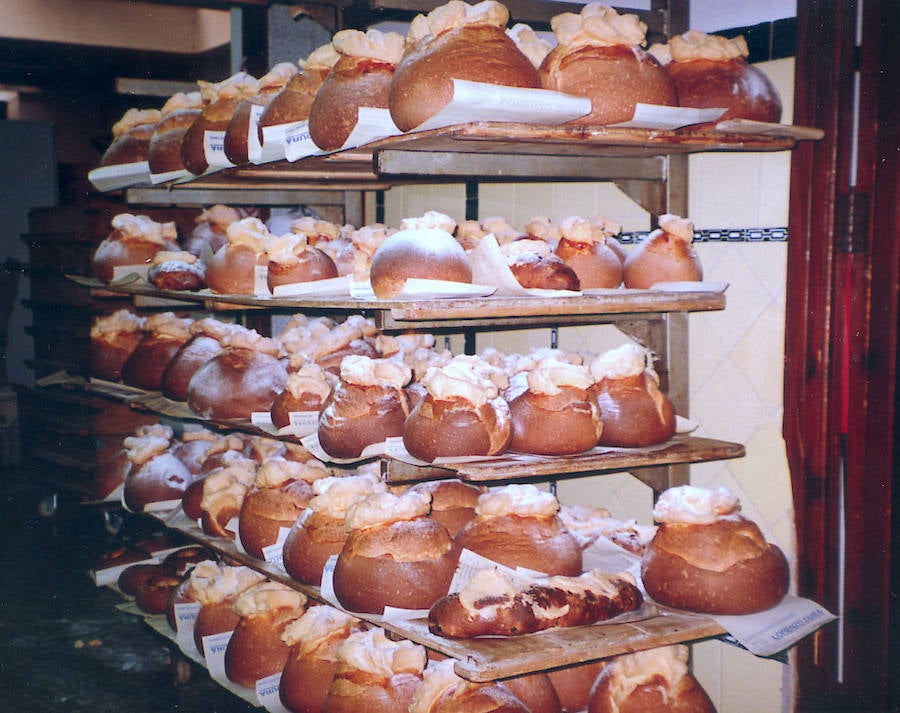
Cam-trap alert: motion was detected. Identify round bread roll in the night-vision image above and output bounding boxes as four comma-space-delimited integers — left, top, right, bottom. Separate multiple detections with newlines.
308, 30, 404, 151
409, 479, 483, 537
588, 344, 677, 447
194, 599, 241, 655
333, 492, 462, 614
323, 629, 425, 713
554, 219, 624, 289
456, 485, 582, 576
205, 242, 266, 295
186, 340, 287, 421
165, 575, 197, 632
191, 565, 267, 655
181, 72, 259, 175
548, 662, 606, 712
669, 57, 781, 124
509, 252, 581, 291
89, 309, 146, 382
121, 330, 190, 391
503, 672, 563, 713
100, 108, 160, 166
148, 92, 202, 174
278, 606, 365, 713
282, 474, 387, 586
225, 63, 297, 165
123, 452, 193, 512
148, 251, 206, 291
587, 646, 716, 713
238, 468, 318, 559
541, 44, 675, 125
369, 227, 472, 299
181, 474, 207, 520
259, 45, 337, 130
270, 363, 334, 430
135, 571, 184, 615
268, 246, 338, 289
91, 214, 179, 284
403, 392, 512, 463
118, 562, 171, 596
162, 545, 215, 575
161, 322, 235, 402
641, 486, 789, 614
659, 30, 781, 126
507, 382, 602, 456
224, 583, 308, 688
282, 509, 347, 586
539, 5, 675, 126
317, 357, 411, 459
623, 214, 702, 289
389, 9, 541, 132
411, 660, 532, 713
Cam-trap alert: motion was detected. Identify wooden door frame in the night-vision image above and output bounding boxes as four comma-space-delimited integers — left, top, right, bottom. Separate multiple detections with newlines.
786, 0, 899, 710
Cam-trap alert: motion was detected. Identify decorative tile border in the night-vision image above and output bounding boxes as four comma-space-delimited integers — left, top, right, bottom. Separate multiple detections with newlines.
617, 227, 788, 244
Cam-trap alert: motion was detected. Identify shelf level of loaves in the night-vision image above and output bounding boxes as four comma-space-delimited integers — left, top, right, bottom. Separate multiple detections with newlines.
147, 509, 726, 682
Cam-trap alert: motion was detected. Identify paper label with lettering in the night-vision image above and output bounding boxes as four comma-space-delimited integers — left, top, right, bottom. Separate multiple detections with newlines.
204, 130, 235, 169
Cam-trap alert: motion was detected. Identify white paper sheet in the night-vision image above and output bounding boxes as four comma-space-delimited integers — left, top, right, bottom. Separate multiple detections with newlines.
413, 79, 592, 132
610, 103, 727, 130
88, 161, 152, 192
203, 129, 235, 169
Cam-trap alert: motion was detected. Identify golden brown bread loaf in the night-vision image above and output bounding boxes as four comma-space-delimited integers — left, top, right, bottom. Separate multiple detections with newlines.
161, 319, 236, 402
623, 214, 703, 288
655, 30, 781, 126
428, 567, 642, 638
588, 343, 677, 447
308, 29, 405, 151
502, 672, 563, 713
410, 660, 531, 713
455, 484, 583, 576
91, 213, 179, 284
147, 250, 206, 291
237, 459, 327, 559
389, 1, 541, 131
224, 583, 307, 688
148, 92, 202, 174
89, 309, 146, 382
266, 233, 338, 291
369, 227, 473, 299
270, 362, 334, 430
402, 356, 512, 462
640, 486, 789, 614
506, 359, 602, 455
502, 239, 582, 291
282, 473, 387, 586
258, 50, 335, 129
548, 661, 606, 712
554, 216, 624, 289
587, 645, 716, 713
539, 5, 676, 126
322, 629, 425, 713
190, 564, 266, 655
198, 457, 258, 540
408, 479, 483, 538
100, 108, 160, 166
224, 62, 297, 165
134, 571, 183, 615
186, 328, 287, 421
121, 313, 192, 391
278, 606, 366, 713
181, 72, 259, 175
317, 356, 411, 459
204, 216, 273, 295
332, 491, 462, 614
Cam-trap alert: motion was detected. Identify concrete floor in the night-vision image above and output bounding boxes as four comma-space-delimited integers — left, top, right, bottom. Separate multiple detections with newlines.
0, 468, 256, 712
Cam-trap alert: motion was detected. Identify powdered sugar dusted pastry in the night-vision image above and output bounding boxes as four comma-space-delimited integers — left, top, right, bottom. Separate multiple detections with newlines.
91, 213, 179, 283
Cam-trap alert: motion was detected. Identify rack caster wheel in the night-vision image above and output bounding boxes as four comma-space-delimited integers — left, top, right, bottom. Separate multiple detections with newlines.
38, 493, 58, 518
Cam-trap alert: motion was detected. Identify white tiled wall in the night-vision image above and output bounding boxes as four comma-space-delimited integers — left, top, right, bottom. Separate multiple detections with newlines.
372, 58, 797, 713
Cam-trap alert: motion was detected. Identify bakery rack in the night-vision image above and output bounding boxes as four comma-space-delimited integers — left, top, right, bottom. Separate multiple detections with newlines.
73, 120, 822, 693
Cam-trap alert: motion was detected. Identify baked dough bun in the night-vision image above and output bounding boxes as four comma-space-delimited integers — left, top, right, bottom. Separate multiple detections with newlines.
588, 645, 716, 713
389, 8, 540, 131
623, 214, 702, 289
369, 227, 472, 299
640, 486, 789, 614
